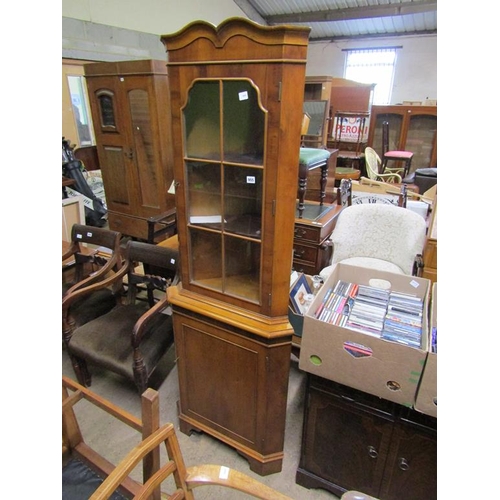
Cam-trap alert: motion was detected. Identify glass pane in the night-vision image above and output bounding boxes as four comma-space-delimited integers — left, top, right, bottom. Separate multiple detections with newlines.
184, 81, 220, 160
129, 89, 158, 208
186, 161, 222, 227
303, 100, 327, 136
224, 236, 260, 302
407, 115, 437, 170
183, 79, 265, 305
67, 75, 93, 145
223, 80, 264, 165
223, 165, 262, 239
373, 113, 403, 157
190, 228, 222, 291
97, 92, 115, 128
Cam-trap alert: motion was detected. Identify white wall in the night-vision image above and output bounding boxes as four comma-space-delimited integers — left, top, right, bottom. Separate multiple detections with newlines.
306, 36, 437, 104
62, 0, 247, 35
62, 0, 436, 103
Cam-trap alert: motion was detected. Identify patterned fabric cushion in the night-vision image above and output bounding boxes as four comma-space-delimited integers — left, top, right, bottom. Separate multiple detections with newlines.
323, 204, 427, 276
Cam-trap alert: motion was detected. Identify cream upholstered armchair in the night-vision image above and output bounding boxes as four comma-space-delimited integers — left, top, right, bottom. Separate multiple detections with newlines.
320, 203, 427, 281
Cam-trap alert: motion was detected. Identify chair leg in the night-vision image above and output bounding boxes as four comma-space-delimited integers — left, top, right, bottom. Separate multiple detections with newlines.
404, 158, 413, 177
133, 352, 148, 394
70, 354, 92, 387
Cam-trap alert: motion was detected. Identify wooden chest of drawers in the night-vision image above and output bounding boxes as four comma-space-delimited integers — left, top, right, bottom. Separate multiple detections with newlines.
293, 203, 343, 275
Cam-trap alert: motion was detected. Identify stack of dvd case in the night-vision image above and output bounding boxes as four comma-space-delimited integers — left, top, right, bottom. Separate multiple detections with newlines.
381, 291, 424, 347
313, 280, 358, 326
346, 284, 390, 337
313, 281, 424, 348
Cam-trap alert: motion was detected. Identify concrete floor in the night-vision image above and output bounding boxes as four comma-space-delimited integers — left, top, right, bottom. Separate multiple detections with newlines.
62, 345, 339, 499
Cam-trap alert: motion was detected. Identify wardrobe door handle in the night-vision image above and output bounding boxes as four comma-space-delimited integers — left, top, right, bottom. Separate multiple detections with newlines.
398, 457, 410, 471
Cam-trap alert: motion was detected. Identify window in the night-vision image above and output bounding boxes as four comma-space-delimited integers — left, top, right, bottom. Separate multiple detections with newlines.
67, 75, 94, 146
343, 48, 399, 105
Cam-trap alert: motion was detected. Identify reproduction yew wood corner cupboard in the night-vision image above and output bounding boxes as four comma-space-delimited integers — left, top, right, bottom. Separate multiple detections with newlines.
85, 59, 175, 240
161, 18, 310, 475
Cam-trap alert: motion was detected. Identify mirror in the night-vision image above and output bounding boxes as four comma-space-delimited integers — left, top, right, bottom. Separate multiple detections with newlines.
302, 100, 328, 147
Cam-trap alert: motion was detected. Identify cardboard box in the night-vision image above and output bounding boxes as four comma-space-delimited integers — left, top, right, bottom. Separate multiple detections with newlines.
299, 263, 430, 407
415, 282, 437, 417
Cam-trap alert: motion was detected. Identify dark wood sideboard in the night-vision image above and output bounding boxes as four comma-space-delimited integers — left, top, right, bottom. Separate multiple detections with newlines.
296, 374, 437, 500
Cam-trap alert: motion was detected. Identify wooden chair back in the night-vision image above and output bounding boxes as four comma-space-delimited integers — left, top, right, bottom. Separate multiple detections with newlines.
336, 178, 352, 206
62, 376, 161, 499
332, 111, 369, 157
63, 223, 123, 292
91, 424, 293, 500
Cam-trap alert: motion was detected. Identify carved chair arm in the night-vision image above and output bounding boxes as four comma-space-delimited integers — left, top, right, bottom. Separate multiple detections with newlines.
62, 241, 79, 262
62, 260, 128, 313
185, 464, 292, 499
132, 293, 171, 347
64, 253, 123, 297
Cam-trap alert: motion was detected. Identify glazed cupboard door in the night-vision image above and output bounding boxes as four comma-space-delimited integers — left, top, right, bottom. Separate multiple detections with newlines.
163, 18, 310, 317
368, 105, 437, 173
183, 79, 264, 304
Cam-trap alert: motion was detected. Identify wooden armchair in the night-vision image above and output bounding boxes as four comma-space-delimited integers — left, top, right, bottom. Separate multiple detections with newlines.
63, 376, 162, 500
63, 377, 292, 500
63, 224, 124, 334
63, 240, 179, 393
91, 424, 293, 500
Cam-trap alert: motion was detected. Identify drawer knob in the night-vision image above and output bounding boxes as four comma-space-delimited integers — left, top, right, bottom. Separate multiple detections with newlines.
367, 446, 378, 459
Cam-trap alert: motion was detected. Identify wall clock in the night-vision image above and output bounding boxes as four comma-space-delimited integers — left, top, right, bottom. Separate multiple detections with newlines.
351, 192, 400, 205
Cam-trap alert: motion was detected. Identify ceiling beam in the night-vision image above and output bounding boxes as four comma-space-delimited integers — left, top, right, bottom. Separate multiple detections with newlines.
263, 1, 437, 24
311, 29, 437, 42
232, 0, 268, 25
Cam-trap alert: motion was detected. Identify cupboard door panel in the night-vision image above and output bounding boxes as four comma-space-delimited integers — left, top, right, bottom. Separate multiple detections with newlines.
302, 386, 392, 497
381, 419, 437, 500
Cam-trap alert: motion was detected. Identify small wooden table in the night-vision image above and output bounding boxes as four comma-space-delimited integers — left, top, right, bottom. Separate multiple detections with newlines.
293, 202, 343, 275
297, 148, 332, 218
